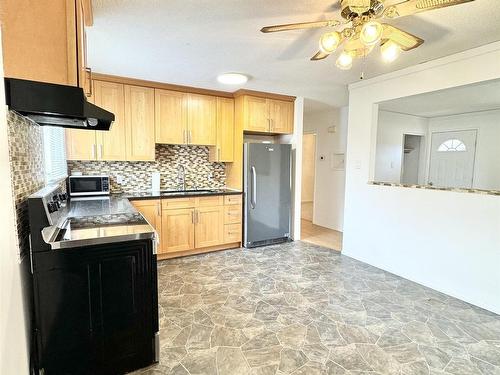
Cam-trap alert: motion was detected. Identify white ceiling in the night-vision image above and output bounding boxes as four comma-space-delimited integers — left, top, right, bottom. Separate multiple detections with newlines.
379, 78, 500, 117
89, 0, 500, 110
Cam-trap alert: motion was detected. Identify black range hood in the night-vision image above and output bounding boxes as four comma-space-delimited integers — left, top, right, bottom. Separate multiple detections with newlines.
4, 78, 114, 131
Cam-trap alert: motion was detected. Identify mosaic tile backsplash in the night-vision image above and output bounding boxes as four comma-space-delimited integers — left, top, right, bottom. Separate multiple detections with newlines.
7, 111, 45, 258
67, 145, 226, 193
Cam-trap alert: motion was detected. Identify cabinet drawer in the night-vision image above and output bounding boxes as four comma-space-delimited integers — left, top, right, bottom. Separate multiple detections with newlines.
196, 195, 224, 207
224, 224, 242, 244
224, 205, 242, 224
162, 197, 196, 210
224, 194, 242, 206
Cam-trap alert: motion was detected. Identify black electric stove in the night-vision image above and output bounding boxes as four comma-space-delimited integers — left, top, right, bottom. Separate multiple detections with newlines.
28, 185, 159, 375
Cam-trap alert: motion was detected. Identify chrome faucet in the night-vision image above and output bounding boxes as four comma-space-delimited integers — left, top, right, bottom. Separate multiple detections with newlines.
177, 165, 186, 191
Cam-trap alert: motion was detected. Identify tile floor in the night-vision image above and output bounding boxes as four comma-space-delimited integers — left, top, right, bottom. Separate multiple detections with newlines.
301, 219, 343, 251
134, 242, 500, 375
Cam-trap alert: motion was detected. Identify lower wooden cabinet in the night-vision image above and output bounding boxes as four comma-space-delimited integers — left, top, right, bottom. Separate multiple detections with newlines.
195, 206, 224, 248
133, 194, 242, 258
161, 208, 195, 253
131, 200, 162, 250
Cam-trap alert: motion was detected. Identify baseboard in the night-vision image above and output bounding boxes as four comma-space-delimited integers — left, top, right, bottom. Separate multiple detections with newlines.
157, 242, 241, 260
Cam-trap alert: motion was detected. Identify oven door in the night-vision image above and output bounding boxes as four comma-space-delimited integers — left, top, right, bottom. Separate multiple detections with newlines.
69, 177, 109, 196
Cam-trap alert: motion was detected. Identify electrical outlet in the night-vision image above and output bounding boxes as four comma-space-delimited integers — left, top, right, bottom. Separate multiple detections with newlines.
116, 175, 124, 184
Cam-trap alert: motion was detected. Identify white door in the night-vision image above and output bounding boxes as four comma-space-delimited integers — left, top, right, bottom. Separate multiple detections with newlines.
428, 130, 477, 189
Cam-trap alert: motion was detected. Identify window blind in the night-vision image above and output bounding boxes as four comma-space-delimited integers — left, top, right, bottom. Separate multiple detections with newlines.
43, 126, 68, 184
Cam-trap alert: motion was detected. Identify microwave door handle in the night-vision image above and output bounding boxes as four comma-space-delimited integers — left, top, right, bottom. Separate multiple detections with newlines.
250, 166, 257, 209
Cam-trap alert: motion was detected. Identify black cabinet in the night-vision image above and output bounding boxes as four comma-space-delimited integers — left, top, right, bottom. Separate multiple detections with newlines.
33, 239, 158, 375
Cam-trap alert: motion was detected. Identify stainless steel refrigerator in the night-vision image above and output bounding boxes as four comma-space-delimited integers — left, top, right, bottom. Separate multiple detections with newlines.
244, 143, 292, 248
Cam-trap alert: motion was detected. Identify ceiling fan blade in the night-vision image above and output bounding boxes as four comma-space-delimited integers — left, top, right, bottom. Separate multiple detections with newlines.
311, 51, 331, 61
381, 24, 424, 50
261, 19, 341, 33
384, 0, 475, 19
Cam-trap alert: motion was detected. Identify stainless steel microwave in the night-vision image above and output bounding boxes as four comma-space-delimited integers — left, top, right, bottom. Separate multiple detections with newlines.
68, 175, 110, 197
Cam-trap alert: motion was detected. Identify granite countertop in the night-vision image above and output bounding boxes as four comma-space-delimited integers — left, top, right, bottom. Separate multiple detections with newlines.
122, 188, 243, 201
44, 197, 156, 250
48, 189, 243, 249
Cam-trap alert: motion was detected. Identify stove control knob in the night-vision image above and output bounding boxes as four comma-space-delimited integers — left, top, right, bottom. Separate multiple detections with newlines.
47, 202, 58, 213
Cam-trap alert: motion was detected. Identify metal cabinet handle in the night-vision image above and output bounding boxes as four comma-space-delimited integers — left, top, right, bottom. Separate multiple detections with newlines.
218, 148, 221, 161
85, 67, 93, 97
189, 130, 192, 144
195, 210, 199, 224
92, 144, 96, 159
99, 144, 103, 159
157, 202, 160, 217
191, 210, 195, 224
250, 166, 257, 209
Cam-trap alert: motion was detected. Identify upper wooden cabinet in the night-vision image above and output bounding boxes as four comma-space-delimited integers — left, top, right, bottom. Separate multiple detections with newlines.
125, 85, 155, 161
155, 90, 216, 146
188, 94, 217, 146
1, 0, 92, 91
238, 95, 295, 135
155, 89, 187, 145
244, 96, 270, 133
269, 99, 294, 134
94, 81, 127, 161
209, 97, 235, 163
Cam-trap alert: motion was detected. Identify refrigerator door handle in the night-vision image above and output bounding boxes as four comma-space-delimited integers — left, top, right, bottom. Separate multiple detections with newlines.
250, 166, 257, 209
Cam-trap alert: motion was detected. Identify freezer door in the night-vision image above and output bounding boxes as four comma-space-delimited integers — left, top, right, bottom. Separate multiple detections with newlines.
244, 143, 291, 246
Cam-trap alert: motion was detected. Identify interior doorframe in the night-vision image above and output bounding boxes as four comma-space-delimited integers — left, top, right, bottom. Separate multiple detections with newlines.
400, 132, 426, 185
426, 128, 479, 187
302, 131, 318, 223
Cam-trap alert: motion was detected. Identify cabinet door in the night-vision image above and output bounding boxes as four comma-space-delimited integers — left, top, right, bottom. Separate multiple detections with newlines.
161, 209, 195, 253
188, 94, 217, 146
195, 206, 224, 249
216, 97, 235, 162
66, 129, 97, 160
155, 89, 187, 145
0, 0, 78, 85
131, 200, 161, 253
125, 85, 155, 161
269, 99, 294, 134
66, 83, 96, 160
244, 96, 269, 132
76, 0, 91, 96
94, 81, 127, 160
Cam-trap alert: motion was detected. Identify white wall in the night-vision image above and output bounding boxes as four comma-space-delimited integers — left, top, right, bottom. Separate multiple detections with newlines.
344, 42, 500, 314
0, 33, 31, 374
375, 111, 428, 184
428, 110, 500, 190
303, 106, 348, 232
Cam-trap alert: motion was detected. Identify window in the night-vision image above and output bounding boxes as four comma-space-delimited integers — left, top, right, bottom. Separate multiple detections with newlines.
437, 139, 467, 152
43, 126, 68, 184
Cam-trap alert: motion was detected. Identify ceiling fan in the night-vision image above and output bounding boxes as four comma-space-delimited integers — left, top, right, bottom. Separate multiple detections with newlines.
261, 0, 475, 70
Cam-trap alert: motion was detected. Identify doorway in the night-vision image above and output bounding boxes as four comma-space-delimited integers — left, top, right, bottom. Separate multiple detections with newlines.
401, 134, 424, 185
428, 130, 478, 188
301, 133, 316, 221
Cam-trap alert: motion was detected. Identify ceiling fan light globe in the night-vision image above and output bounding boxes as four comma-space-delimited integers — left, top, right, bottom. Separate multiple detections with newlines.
360, 21, 383, 46
319, 31, 341, 54
381, 41, 401, 62
336, 52, 353, 70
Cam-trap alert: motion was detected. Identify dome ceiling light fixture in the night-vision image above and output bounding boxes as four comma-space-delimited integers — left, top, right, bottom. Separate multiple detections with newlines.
217, 73, 249, 85
261, 0, 475, 70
